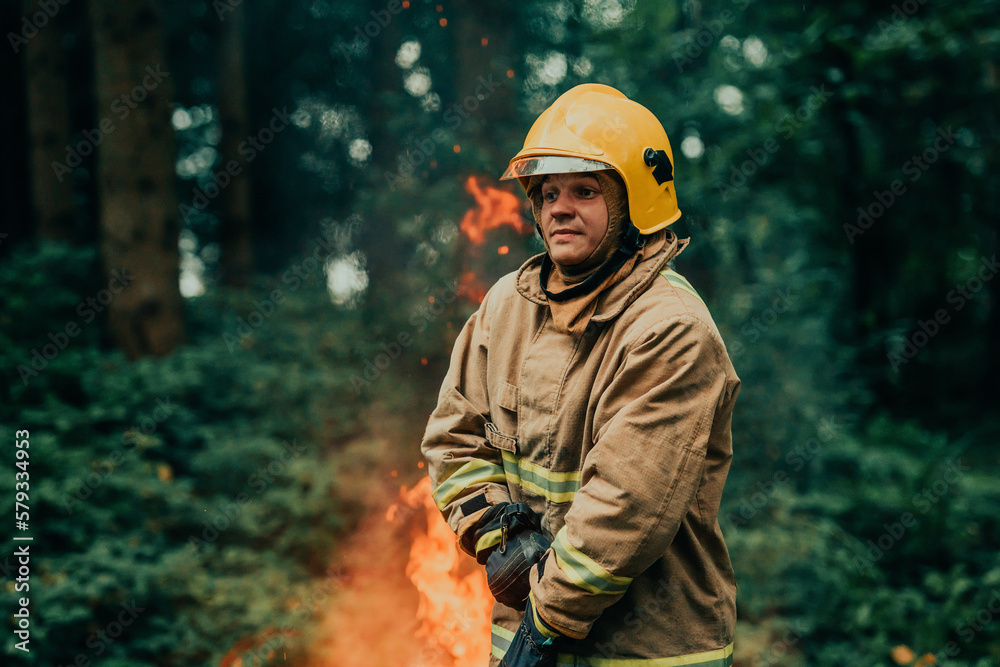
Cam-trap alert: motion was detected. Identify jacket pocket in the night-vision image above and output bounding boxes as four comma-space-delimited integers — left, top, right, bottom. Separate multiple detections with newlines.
485, 421, 518, 454
496, 380, 519, 413
490, 380, 519, 446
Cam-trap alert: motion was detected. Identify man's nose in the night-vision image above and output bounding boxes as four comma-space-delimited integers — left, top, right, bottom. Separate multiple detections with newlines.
549, 192, 574, 217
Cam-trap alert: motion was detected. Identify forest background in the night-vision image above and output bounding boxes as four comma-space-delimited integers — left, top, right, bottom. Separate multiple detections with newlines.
1, 0, 998, 665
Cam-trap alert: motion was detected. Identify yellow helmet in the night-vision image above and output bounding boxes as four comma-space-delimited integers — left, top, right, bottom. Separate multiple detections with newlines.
501, 83, 680, 234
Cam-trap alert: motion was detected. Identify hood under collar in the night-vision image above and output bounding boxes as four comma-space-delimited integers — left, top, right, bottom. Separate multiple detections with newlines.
514, 229, 690, 323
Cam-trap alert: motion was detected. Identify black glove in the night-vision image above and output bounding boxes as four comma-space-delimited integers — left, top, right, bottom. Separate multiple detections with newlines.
486, 528, 551, 607
498, 595, 562, 667
468, 503, 551, 607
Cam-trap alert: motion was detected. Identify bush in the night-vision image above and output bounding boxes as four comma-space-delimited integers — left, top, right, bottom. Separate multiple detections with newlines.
727, 415, 1000, 665
0, 243, 377, 665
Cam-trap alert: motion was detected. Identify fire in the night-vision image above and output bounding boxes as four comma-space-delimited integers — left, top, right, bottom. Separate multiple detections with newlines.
404, 477, 493, 666
459, 176, 526, 244
458, 271, 487, 304
456, 176, 531, 304
309, 477, 492, 667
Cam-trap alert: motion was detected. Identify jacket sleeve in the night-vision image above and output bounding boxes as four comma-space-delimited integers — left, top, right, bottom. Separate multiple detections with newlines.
420, 287, 512, 555
531, 315, 733, 639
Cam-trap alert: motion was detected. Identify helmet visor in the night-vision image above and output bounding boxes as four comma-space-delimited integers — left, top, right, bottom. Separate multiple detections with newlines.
500, 156, 614, 181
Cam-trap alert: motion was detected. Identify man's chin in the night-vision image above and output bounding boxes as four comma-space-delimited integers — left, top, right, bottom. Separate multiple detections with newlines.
550, 251, 585, 267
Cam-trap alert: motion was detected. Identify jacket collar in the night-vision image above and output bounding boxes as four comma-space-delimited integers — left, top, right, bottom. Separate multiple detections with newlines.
514, 230, 689, 323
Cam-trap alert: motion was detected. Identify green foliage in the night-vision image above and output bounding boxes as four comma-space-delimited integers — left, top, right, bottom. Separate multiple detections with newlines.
4, 0, 999, 664
726, 415, 1000, 664
0, 243, 388, 665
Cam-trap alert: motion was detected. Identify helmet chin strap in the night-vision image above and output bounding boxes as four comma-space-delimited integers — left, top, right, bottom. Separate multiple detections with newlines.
538, 222, 645, 303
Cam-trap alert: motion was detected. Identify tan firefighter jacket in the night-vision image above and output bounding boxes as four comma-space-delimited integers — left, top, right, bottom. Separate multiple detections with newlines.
421, 234, 740, 666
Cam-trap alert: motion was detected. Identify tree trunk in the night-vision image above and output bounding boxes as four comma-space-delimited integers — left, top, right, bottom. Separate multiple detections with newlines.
89, 0, 183, 358
0, 18, 30, 247
217, 0, 253, 286
23, 0, 76, 242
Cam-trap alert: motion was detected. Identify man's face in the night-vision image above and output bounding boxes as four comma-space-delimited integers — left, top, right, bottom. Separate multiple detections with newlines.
539, 172, 609, 267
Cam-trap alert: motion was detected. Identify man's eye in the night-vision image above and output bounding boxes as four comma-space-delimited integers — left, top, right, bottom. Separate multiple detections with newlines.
543, 191, 558, 202
579, 188, 596, 197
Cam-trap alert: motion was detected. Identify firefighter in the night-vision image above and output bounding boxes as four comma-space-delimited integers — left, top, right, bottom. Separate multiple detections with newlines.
421, 83, 740, 667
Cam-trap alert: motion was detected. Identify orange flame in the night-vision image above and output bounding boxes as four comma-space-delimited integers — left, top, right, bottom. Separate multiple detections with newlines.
459, 176, 526, 245
404, 477, 493, 666
309, 478, 491, 667
458, 271, 487, 304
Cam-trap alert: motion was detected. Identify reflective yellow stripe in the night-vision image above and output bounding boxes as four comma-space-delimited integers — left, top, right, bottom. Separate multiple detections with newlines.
491, 623, 515, 659
501, 451, 581, 483
562, 643, 734, 666
432, 459, 506, 510
500, 450, 581, 503
660, 267, 698, 294
475, 528, 502, 554
552, 526, 632, 595
528, 591, 560, 639
492, 628, 733, 666
659, 268, 706, 308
